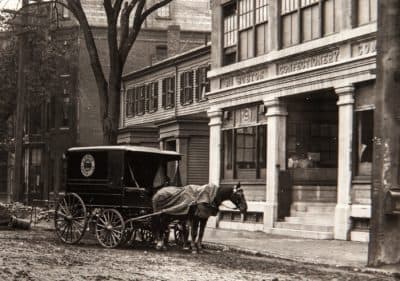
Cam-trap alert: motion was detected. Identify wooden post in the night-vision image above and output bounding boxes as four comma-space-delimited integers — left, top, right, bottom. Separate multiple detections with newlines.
368, 0, 400, 266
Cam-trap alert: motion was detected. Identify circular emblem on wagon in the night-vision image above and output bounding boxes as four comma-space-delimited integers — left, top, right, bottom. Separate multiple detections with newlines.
80, 154, 95, 177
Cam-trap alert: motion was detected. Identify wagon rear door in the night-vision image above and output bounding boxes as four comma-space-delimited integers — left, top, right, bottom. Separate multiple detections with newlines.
66, 150, 124, 207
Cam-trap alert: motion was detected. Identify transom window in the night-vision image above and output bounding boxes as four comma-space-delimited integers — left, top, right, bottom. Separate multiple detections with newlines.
157, 4, 171, 18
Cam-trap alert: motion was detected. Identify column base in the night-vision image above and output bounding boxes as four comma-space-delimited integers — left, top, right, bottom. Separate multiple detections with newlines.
264, 202, 278, 229
334, 204, 352, 240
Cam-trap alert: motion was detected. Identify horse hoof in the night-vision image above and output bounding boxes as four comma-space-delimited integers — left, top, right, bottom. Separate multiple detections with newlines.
183, 246, 190, 251
191, 250, 198, 254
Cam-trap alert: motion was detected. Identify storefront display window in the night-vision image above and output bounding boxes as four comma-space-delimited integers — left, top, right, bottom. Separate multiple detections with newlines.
222, 105, 267, 180
355, 110, 373, 176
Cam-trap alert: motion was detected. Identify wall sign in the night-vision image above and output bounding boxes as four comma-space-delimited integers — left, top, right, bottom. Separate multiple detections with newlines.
220, 69, 266, 89
277, 49, 340, 75
80, 154, 95, 177
352, 40, 376, 57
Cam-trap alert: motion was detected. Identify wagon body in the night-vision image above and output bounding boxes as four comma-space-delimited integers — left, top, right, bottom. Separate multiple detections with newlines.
66, 145, 181, 210
55, 145, 183, 248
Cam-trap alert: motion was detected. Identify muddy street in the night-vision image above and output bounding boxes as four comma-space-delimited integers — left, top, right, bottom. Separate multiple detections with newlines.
0, 228, 395, 281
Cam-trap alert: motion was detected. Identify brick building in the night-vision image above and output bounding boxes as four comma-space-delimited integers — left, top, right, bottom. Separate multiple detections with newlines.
206, 0, 377, 242
8, 0, 211, 203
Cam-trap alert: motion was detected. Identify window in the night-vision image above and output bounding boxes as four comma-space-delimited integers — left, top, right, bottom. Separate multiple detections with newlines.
223, 2, 238, 65
180, 71, 194, 105
61, 75, 71, 128
195, 65, 210, 101
135, 86, 146, 115
155, 45, 167, 61
162, 77, 175, 109
126, 88, 135, 117
0, 151, 7, 193
355, 110, 373, 176
222, 105, 267, 180
146, 82, 159, 112
48, 95, 56, 130
157, 3, 171, 18
356, 0, 377, 26
29, 103, 43, 134
223, 0, 269, 65
280, 0, 340, 48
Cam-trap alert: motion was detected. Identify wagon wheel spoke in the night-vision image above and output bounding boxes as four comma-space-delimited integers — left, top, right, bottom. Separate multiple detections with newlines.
95, 209, 125, 248
54, 193, 87, 245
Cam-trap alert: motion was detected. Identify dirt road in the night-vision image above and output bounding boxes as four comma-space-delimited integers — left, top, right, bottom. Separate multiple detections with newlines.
0, 229, 395, 281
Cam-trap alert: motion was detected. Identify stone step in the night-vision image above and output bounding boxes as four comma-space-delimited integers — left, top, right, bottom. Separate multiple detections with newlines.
291, 202, 336, 213
290, 210, 334, 217
271, 227, 334, 240
275, 222, 334, 232
284, 216, 334, 225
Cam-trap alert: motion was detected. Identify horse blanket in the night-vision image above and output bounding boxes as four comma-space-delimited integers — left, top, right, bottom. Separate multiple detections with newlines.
152, 184, 219, 218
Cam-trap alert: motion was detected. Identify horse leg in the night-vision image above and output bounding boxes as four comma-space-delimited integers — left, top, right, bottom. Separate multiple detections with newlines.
154, 215, 166, 251
182, 220, 190, 250
196, 218, 208, 253
190, 217, 199, 254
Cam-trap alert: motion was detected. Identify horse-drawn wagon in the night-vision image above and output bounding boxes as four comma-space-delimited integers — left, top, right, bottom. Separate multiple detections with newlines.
54, 145, 184, 248
54, 145, 247, 252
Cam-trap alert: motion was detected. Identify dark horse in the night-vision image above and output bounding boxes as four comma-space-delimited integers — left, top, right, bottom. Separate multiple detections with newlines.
152, 182, 247, 253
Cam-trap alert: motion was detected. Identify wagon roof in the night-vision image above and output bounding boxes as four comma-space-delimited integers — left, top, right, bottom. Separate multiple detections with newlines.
67, 145, 181, 157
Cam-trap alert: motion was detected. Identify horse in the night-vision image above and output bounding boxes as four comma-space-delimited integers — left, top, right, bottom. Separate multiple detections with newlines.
152, 182, 247, 253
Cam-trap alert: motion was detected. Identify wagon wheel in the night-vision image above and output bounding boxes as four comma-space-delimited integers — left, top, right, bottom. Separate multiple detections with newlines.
54, 193, 88, 244
173, 223, 188, 246
95, 209, 125, 248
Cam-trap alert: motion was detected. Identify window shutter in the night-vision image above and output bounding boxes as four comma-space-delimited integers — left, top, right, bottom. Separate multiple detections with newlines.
206, 65, 211, 93
162, 79, 166, 108
145, 84, 150, 112
132, 87, 137, 116
195, 69, 200, 101
180, 73, 185, 105
154, 82, 159, 111
189, 70, 194, 103
171, 77, 175, 106
125, 89, 131, 116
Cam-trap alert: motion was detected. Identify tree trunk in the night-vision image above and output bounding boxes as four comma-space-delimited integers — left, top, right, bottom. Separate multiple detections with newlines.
368, 0, 400, 266
102, 73, 122, 145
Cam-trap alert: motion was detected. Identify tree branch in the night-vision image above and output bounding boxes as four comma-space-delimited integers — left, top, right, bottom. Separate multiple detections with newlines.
141, 0, 173, 20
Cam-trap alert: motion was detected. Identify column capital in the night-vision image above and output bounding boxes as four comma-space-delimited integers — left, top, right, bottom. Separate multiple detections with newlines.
207, 108, 223, 126
263, 98, 288, 117
335, 85, 355, 106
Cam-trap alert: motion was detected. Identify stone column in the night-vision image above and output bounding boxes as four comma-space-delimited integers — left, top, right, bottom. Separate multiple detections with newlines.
334, 85, 355, 240
207, 108, 223, 186
264, 98, 287, 230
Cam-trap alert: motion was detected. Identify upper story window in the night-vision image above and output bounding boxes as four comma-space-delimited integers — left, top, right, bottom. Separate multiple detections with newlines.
157, 3, 171, 19
280, 0, 340, 48
135, 85, 146, 115
146, 82, 159, 113
223, 0, 269, 65
356, 0, 377, 26
126, 88, 135, 117
180, 71, 194, 105
162, 76, 175, 109
195, 65, 211, 101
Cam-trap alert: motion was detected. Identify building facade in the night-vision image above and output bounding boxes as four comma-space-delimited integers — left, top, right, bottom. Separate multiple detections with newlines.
207, 0, 377, 241
119, 45, 211, 186
8, 0, 211, 203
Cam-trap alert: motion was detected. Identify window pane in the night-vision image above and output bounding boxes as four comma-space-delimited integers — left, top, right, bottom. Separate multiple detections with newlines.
256, 23, 268, 55
370, 0, 377, 22
323, 0, 335, 35
357, 0, 370, 25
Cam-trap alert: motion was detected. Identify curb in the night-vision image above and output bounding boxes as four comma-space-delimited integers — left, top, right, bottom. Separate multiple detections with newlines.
203, 242, 400, 278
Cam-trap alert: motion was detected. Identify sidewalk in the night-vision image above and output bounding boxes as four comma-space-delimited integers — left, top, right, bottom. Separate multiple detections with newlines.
203, 228, 368, 268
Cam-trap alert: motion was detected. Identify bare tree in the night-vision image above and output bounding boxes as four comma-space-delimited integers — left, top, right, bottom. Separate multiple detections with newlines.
21, 0, 173, 144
